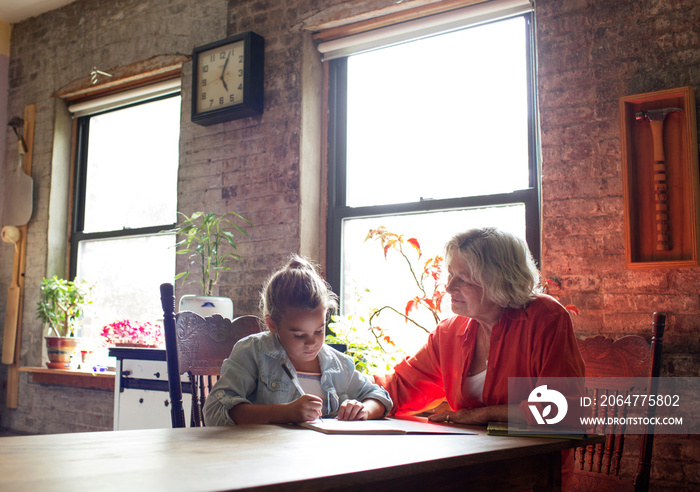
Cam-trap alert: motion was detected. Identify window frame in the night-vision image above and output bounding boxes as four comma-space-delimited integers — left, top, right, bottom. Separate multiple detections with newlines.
325, 12, 540, 296
68, 92, 180, 279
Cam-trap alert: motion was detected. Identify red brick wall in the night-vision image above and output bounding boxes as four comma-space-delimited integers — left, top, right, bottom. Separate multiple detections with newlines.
537, 0, 700, 358
536, 1, 700, 488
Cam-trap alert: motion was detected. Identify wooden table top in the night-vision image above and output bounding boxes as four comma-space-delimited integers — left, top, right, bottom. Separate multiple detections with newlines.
0, 422, 603, 492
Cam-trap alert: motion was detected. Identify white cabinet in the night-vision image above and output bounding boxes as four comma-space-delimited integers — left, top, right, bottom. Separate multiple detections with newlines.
110, 348, 191, 430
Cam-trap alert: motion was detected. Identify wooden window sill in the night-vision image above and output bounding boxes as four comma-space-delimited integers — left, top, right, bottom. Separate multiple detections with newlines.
19, 367, 115, 390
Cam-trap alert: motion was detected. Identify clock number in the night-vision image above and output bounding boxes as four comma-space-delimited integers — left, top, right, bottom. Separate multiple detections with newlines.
229, 94, 235, 102
239, 55, 244, 63
219, 97, 224, 105
220, 50, 227, 59
203, 65, 208, 73
238, 69, 243, 77
238, 83, 243, 90
202, 79, 207, 87
201, 92, 206, 100
209, 54, 216, 62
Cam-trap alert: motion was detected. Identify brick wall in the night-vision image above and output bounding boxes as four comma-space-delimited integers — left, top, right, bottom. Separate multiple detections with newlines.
536, 0, 700, 489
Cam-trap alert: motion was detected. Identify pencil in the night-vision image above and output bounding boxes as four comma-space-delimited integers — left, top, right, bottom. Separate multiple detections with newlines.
281, 363, 307, 396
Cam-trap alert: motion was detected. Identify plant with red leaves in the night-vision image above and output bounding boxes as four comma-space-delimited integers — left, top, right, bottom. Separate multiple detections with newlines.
364, 226, 447, 335
326, 227, 449, 373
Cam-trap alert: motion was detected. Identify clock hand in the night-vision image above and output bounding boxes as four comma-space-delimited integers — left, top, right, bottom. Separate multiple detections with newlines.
220, 53, 230, 92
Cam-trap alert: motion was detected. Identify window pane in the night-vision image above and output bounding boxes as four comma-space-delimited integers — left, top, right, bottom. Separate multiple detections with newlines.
76, 234, 176, 339
341, 205, 526, 354
346, 16, 529, 207
83, 96, 181, 232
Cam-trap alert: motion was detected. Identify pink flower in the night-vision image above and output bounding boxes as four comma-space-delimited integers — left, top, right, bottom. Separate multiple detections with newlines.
101, 319, 164, 347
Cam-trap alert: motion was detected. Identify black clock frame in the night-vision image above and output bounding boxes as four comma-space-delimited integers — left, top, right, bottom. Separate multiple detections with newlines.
191, 31, 264, 126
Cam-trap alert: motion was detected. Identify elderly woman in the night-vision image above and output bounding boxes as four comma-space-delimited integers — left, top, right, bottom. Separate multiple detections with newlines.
375, 227, 584, 488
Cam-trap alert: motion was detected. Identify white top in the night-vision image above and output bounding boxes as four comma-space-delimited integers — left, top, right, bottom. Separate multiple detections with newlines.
462, 368, 487, 403
298, 372, 326, 401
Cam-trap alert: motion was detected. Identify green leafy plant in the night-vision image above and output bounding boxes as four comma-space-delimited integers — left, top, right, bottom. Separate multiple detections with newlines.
36, 276, 94, 337
327, 295, 404, 374
171, 211, 253, 296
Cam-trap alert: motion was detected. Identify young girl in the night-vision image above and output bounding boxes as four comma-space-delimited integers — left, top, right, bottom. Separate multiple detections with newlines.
203, 255, 392, 426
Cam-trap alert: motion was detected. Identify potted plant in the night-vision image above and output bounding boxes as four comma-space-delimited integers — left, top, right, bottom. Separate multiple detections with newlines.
171, 211, 252, 318
36, 275, 94, 369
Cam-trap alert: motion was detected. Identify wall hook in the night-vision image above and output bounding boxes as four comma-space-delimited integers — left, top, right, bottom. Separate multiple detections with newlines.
7, 116, 27, 154
91, 67, 114, 85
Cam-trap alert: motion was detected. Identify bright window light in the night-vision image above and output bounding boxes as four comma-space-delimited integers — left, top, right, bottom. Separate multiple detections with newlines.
346, 16, 529, 207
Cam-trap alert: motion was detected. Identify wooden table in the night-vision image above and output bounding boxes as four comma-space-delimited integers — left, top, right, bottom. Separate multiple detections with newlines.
0, 422, 603, 492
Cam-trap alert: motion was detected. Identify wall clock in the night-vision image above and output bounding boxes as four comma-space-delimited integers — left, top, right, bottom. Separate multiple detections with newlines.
191, 31, 264, 126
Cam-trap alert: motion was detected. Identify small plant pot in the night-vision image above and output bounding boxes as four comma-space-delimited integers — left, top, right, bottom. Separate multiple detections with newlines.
45, 337, 80, 369
179, 295, 233, 319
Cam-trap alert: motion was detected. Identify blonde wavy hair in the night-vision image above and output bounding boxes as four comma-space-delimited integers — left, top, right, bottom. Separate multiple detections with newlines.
445, 227, 541, 309
260, 254, 338, 326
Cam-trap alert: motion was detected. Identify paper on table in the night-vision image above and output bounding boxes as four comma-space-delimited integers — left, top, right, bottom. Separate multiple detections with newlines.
298, 417, 476, 435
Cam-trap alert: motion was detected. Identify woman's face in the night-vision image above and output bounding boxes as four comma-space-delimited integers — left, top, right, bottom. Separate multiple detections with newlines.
446, 253, 502, 327
267, 306, 326, 369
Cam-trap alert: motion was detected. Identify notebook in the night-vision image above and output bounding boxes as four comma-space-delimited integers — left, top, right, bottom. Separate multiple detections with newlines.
298, 416, 476, 435
486, 421, 588, 439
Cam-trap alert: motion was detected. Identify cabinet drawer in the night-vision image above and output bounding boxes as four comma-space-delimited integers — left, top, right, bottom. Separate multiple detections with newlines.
121, 359, 169, 381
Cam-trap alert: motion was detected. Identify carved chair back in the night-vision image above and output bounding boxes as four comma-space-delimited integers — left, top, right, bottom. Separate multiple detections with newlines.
572, 312, 665, 492
175, 311, 263, 427
159, 284, 263, 428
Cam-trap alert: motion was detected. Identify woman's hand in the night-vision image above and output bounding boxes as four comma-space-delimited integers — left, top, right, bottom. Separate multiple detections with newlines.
428, 404, 508, 425
336, 399, 369, 421
287, 394, 323, 422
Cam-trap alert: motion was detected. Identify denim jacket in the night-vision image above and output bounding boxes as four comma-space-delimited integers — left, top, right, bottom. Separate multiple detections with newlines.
203, 331, 392, 426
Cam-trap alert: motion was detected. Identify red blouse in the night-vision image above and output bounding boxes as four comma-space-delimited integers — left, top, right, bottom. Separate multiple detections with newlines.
374, 294, 585, 490
375, 294, 585, 415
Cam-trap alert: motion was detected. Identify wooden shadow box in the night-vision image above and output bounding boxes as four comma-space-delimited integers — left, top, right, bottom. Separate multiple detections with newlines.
620, 86, 700, 269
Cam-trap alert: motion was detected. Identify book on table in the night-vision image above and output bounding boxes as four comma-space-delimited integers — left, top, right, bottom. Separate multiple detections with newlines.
298, 416, 476, 435
486, 421, 588, 439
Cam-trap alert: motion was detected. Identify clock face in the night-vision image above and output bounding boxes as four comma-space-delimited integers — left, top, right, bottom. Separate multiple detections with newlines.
191, 32, 264, 125
196, 39, 246, 114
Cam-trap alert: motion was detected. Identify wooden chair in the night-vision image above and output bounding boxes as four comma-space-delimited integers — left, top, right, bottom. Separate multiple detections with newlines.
571, 312, 665, 492
160, 283, 263, 427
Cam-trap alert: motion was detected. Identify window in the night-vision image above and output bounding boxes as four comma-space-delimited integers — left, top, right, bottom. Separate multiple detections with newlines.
326, 9, 539, 353
70, 91, 181, 358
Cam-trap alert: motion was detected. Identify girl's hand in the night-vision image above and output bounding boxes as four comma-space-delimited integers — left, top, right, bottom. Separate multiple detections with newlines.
287, 394, 323, 422
337, 399, 369, 421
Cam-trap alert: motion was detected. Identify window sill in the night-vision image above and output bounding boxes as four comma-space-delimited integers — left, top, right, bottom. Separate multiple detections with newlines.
19, 367, 115, 390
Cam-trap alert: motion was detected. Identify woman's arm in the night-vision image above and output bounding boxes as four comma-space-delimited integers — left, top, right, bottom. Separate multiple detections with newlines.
374, 326, 448, 416
428, 404, 525, 425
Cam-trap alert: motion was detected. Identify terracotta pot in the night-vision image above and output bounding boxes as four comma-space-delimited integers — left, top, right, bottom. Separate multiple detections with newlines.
45, 337, 80, 369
